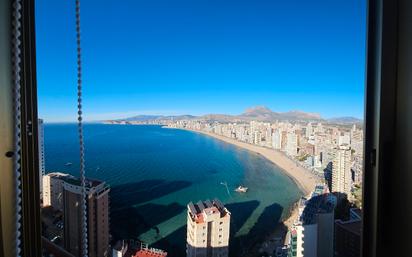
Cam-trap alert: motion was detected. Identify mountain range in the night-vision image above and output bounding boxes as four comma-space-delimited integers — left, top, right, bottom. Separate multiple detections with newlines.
115, 106, 362, 124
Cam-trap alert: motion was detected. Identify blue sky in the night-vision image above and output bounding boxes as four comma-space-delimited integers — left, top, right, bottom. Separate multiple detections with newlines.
36, 0, 367, 122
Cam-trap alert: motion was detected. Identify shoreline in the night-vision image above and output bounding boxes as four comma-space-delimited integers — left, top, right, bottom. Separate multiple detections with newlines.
168, 127, 318, 196
166, 126, 319, 251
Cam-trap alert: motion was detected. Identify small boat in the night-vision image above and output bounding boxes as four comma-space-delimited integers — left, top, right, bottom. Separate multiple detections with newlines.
64, 162, 72, 166
96, 167, 101, 171
235, 186, 248, 193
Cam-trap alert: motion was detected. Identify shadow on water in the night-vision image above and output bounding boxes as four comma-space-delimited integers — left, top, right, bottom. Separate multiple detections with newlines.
110, 179, 191, 241
151, 202, 283, 257
152, 225, 187, 257
233, 202, 284, 256
150, 200, 265, 257
110, 179, 192, 208
111, 202, 186, 241
225, 201, 260, 236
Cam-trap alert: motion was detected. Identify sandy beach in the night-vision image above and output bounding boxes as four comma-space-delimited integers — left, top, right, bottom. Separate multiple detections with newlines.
177, 128, 319, 195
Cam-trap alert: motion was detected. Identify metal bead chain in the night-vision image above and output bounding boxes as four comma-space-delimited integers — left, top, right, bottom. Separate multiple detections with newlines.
12, 0, 23, 256
75, 0, 88, 256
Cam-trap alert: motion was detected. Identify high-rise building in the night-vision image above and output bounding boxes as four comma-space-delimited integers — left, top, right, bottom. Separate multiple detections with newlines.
338, 134, 351, 146
63, 177, 110, 257
186, 199, 230, 257
334, 209, 362, 257
331, 145, 352, 196
38, 119, 45, 199
286, 132, 298, 156
42, 172, 73, 211
272, 129, 282, 150
306, 123, 313, 138
288, 185, 336, 257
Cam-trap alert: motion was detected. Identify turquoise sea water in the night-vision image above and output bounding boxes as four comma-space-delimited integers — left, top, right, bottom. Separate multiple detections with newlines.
45, 124, 302, 256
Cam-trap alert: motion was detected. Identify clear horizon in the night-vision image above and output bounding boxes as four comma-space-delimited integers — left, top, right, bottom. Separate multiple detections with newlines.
36, 0, 367, 122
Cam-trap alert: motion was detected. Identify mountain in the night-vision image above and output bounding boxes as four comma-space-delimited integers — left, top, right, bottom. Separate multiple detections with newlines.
116, 106, 324, 123
327, 116, 363, 124
123, 114, 196, 121
238, 106, 322, 121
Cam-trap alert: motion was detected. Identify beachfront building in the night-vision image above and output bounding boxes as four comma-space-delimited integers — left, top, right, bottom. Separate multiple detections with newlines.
286, 132, 298, 157
331, 145, 352, 197
288, 185, 336, 257
42, 172, 74, 211
63, 177, 110, 257
272, 129, 282, 150
186, 199, 231, 257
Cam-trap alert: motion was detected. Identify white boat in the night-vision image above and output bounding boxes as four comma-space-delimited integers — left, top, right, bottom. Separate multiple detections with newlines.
64, 162, 72, 166
235, 186, 248, 193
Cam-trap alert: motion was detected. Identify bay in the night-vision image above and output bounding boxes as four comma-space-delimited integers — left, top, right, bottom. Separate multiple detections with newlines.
44, 123, 302, 256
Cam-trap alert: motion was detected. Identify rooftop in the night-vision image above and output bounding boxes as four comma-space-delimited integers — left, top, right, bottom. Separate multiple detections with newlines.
133, 248, 167, 257
335, 219, 362, 236
188, 198, 230, 223
62, 176, 104, 189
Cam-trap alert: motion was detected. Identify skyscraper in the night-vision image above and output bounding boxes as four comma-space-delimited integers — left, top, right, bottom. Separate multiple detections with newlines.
42, 172, 73, 211
272, 129, 282, 150
331, 145, 352, 196
186, 199, 230, 257
288, 185, 336, 257
305, 122, 313, 138
38, 119, 45, 199
286, 132, 298, 156
63, 177, 110, 257
334, 209, 362, 257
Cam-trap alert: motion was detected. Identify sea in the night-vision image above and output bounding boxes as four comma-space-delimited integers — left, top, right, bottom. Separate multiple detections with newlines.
44, 123, 302, 256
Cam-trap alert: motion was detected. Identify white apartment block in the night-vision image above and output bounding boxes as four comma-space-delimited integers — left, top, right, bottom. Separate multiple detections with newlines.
338, 134, 351, 146
290, 223, 318, 257
187, 199, 230, 257
305, 123, 313, 138
42, 172, 73, 211
272, 129, 282, 150
286, 132, 298, 156
331, 145, 352, 196
289, 185, 336, 257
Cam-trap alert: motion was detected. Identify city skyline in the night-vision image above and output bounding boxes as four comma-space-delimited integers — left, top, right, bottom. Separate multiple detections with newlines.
35, 0, 367, 122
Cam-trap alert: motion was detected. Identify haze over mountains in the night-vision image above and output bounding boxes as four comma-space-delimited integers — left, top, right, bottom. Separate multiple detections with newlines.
114, 106, 362, 124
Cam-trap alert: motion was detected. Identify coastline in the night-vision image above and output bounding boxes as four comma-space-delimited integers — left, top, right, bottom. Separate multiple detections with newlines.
165, 126, 320, 251
169, 127, 318, 196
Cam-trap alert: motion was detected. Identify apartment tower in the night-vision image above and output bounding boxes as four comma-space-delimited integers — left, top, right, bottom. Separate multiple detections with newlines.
331, 145, 352, 196
186, 199, 231, 257
42, 172, 73, 211
63, 178, 110, 257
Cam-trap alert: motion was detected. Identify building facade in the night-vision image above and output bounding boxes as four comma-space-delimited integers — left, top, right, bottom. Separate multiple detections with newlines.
334, 209, 361, 257
186, 199, 230, 257
288, 185, 336, 257
331, 146, 352, 196
63, 178, 110, 257
42, 172, 73, 211
286, 132, 298, 156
